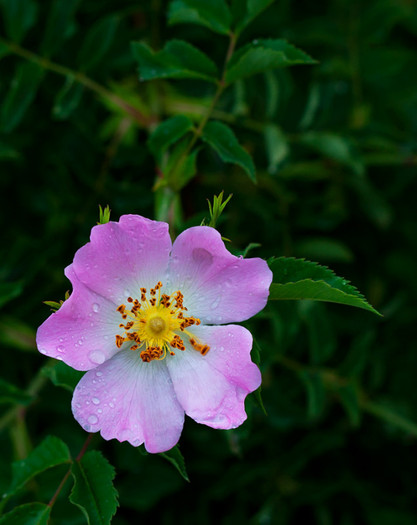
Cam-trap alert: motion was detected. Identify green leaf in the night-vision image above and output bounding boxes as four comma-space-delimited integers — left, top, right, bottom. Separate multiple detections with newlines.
1, 62, 44, 133
148, 115, 194, 157
0, 41, 10, 61
3, 436, 71, 499
40, 0, 80, 57
264, 124, 289, 174
0, 503, 50, 525
131, 40, 218, 83
159, 446, 190, 482
202, 121, 256, 181
77, 15, 119, 71
0, 280, 23, 308
0, 379, 32, 406
42, 361, 84, 392
168, 0, 232, 35
232, 0, 275, 34
0, 0, 38, 43
53, 77, 84, 120
298, 370, 326, 420
268, 257, 380, 315
225, 39, 316, 84
70, 451, 118, 525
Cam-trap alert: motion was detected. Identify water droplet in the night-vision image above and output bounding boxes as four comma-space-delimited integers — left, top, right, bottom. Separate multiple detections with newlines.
95, 371, 103, 377
89, 350, 106, 364
109, 402, 114, 408
56, 345, 65, 353
92, 303, 100, 313
219, 346, 224, 352
75, 403, 81, 409
59, 338, 64, 343
78, 339, 83, 345
97, 409, 102, 414
92, 397, 100, 405
88, 415, 98, 424
132, 439, 141, 446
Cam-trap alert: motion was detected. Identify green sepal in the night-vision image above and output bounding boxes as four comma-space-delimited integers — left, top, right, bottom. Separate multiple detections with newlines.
159, 445, 190, 482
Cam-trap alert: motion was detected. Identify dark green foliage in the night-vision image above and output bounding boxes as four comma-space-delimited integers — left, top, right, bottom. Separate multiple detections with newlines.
1, 0, 417, 523
70, 451, 118, 525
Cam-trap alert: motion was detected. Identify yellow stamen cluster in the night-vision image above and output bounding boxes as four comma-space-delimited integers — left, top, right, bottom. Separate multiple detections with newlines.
115, 281, 209, 362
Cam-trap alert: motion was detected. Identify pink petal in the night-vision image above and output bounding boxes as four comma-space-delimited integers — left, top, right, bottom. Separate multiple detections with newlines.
72, 350, 185, 453
167, 226, 272, 324
166, 324, 261, 429
72, 215, 171, 304
36, 266, 122, 371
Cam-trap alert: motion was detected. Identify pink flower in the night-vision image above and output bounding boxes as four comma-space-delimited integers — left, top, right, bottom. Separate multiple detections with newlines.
36, 215, 272, 453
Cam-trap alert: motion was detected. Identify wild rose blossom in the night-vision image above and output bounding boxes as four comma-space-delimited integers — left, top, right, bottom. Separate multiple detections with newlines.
36, 215, 272, 453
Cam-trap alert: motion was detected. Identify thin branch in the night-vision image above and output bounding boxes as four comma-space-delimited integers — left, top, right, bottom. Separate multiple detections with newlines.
0, 38, 155, 128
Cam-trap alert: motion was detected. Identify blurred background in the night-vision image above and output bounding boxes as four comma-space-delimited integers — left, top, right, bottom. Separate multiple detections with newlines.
1, 0, 417, 523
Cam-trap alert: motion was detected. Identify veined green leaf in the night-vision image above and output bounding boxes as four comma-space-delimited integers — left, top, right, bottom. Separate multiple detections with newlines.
53, 77, 84, 120
131, 39, 218, 83
0, 503, 50, 525
0, 379, 32, 406
159, 445, 190, 482
70, 451, 119, 525
202, 121, 256, 181
42, 361, 84, 392
0, 0, 38, 43
3, 436, 71, 499
1, 62, 44, 133
168, 0, 231, 35
77, 15, 119, 71
148, 115, 194, 157
225, 39, 316, 84
268, 257, 380, 315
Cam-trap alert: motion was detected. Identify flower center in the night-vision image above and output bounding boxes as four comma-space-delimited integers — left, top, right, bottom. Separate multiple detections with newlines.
148, 316, 166, 334
115, 281, 210, 362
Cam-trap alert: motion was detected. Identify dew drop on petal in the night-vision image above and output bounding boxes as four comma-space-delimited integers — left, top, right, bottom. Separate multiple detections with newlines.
109, 402, 114, 408
88, 415, 98, 424
97, 409, 102, 414
95, 371, 103, 377
56, 345, 65, 353
92, 397, 100, 405
78, 339, 83, 345
89, 350, 106, 365
92, 303, 100, 313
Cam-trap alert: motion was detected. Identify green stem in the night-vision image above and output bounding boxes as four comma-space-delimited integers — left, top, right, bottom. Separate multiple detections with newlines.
156, 32, 238, 224
0, 38, 155, 128
361, 399, 417, 437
